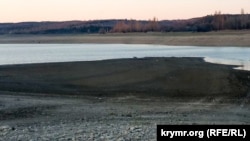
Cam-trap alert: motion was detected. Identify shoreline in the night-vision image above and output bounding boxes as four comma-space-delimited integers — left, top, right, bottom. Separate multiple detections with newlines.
1, 56, 250, 71
0, 31, 250, 46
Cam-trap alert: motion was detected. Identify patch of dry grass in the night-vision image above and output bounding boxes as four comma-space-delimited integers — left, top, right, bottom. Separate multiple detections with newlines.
0, 30, 250, 46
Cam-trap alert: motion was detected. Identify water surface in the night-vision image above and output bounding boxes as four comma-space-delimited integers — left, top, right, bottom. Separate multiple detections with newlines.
0, 44, 249, 70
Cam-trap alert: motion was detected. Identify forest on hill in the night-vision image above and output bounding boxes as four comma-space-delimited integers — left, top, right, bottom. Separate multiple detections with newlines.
0, 14, 250, 34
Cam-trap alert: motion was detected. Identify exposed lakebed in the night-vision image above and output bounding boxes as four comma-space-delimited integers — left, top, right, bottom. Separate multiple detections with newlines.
1, 44, 250, 140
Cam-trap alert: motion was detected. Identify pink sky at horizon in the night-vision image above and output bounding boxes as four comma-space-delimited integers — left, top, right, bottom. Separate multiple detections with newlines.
0, 0, 249, 22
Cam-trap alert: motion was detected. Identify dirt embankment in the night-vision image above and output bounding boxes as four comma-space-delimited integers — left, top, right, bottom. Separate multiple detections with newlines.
0, 57, 249, 98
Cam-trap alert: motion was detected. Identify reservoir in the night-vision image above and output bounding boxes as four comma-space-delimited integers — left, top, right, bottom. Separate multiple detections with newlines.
0, 44, 249, 70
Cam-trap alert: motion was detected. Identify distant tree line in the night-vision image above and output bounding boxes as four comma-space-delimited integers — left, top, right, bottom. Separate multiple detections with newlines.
186, 12, 250, 32
0, 12, 250, 34
111, 13, 250, 33
0, 21, 113, 34
112, 17, 160, 33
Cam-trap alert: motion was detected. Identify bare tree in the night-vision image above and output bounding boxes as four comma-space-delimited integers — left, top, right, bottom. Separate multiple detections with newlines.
241, 8, 245, 15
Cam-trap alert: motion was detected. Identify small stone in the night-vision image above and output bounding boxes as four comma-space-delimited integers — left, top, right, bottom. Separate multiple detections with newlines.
0, 125, 12, 132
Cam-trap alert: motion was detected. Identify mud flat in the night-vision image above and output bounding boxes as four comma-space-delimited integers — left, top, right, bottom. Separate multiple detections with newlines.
0, 57, 250, 140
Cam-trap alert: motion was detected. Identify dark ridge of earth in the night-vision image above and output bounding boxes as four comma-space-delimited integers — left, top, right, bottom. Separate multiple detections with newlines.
0, 57, 249, 99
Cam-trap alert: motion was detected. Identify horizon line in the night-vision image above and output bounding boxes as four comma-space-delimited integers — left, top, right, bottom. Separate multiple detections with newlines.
1, 13, 249, 23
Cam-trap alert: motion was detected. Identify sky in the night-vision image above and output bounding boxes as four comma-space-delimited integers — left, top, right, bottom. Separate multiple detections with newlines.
0, 0, 250, 22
